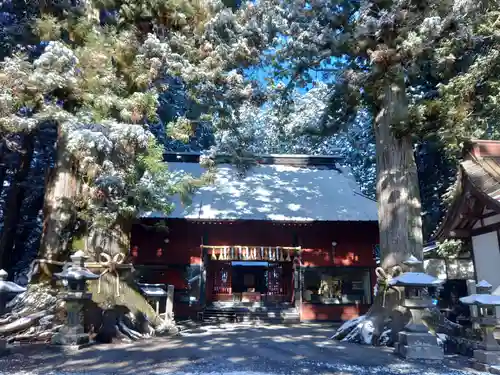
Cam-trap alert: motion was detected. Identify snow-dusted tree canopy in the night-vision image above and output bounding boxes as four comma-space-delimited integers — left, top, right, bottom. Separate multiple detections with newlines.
0, 0, 274, 231
0, 0, 498, 273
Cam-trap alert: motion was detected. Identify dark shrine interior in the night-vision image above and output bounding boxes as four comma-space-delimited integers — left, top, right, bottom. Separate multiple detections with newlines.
231, 264, 268, 294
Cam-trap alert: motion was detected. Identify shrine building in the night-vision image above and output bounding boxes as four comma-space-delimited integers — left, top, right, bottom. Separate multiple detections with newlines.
131, 152, 379, 322
434, 140, 500, 315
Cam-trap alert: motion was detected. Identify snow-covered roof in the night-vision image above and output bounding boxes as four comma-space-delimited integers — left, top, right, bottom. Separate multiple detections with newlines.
142, 156, 378, 222
389, 272, 443, 287
0, 269, 26, 293
460, 294, 500, 306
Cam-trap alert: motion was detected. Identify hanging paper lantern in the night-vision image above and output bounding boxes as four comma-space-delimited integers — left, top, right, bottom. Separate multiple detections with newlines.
131, 246, 139, 258
156, 248, 163, 257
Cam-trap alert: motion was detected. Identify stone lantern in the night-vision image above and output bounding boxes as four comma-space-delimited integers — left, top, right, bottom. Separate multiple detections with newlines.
390, 255, 444, 360
0, 269, 26, 355
460, 280, 500, 370
52, 251, 99, 348
0, 269, 26, 316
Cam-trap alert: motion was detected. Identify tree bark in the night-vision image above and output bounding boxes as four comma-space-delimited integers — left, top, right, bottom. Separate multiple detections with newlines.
0, 141, 8, 202
374, 74, 423, 269
0, 133, 35, 270
370, 67, 423, 339
333, 67, 424, 345
35, 127, 80, 281
85, 221, 132, 260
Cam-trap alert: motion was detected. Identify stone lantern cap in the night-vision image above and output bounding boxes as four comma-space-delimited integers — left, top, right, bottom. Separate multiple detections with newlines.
476, 280, 493, 294
460, 294, 500, 307
403, 255, 422, 267
0, 269, 26, 294
138, 284, 168, 297
477, 280, 492, 288
54, 251, 99, 281
389, 272, 443, 287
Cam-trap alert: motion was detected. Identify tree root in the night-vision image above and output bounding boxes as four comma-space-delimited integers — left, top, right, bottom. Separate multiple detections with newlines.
0, 310, 49, 335
1, 279, 177, 345
332, 306, 476, 348
118, 319, 143, 340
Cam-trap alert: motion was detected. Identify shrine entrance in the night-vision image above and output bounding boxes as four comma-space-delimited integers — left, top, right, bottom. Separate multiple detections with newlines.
231, 261, 268, 301
203, 245, 300, 307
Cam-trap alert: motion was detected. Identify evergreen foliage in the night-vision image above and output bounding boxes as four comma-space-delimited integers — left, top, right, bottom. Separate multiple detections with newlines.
0, 0, 498, 279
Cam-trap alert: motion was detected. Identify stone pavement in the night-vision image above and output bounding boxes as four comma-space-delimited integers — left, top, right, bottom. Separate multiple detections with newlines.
0, 323, 490, 375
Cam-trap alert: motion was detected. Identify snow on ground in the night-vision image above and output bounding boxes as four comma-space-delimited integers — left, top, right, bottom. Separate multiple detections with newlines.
0, 360, 491, 375
0, 323, 489, 375
180, 322, 285, 336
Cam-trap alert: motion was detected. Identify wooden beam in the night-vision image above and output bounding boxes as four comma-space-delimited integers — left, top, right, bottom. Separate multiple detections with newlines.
471, 222, 500, 237
449, 229, 472, 238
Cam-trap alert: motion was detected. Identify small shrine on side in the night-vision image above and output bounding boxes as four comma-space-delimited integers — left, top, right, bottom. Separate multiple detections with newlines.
435, 140, 500, 317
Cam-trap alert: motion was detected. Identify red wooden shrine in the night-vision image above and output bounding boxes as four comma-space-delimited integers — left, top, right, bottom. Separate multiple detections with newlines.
130, 152, 379, 322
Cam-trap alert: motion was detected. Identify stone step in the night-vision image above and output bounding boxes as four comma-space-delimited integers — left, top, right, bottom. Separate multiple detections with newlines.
395, 343, 444, 360
201, 307, 300, 324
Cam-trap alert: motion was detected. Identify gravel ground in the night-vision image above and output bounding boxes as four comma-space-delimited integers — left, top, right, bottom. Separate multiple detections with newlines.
0, 323, 490, 375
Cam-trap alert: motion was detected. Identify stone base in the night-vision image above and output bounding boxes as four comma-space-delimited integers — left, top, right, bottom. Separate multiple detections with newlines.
473, 350, 500, 366
0, 339, 7, 356
395, 332, 444, 360
51, 340, 94, 353
51, 330, 90, 347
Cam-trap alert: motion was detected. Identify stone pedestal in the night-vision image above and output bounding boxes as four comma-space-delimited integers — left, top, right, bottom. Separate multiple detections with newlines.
469, 327, 500, 370
471, 350, 500, 372
51, 296, 92, 348
51, 325, 90, 347
460, 281, 500, 371
51, 252, 99, 349
474, 349, 500, 364
395, 331, 444, 360
0, 338, 6, 356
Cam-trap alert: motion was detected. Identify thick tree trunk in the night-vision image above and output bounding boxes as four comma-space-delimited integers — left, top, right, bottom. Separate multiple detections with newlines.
35, 127, 80, 281
85, 221, 132, 260
333, 68, 423, 345
366, 72, 423, 341
0, 141, 8, 202
374, 76, 423, 269
0, 133, 35, 270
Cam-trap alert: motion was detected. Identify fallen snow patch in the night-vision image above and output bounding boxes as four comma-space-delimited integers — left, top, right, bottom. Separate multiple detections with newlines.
332, 315, 375, 345
379, 328, 391, 346
331, 315, 366, 340
0, 373, 280, 375
312, 361, 488, 375
181, 322, 266, 337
